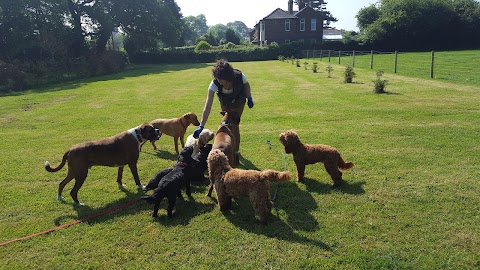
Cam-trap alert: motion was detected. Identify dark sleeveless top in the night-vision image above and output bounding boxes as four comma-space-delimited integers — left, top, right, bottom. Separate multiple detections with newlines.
214, 69, 246, 105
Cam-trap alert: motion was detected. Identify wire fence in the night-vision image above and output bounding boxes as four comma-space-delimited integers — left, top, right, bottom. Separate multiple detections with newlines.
302, 50, 480, 86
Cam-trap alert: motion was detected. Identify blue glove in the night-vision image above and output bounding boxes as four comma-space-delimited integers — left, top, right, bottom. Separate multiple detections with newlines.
247, 97, 254, 108
193, 125, 204, 139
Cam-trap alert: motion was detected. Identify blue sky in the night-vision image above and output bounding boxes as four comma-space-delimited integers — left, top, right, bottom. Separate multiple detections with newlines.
175, 0, 378, 30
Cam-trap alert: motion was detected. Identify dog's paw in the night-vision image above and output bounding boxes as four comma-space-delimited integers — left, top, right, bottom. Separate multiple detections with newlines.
57, 195, 65, 202
137, 185, 146, 191
118, 183, 127, 190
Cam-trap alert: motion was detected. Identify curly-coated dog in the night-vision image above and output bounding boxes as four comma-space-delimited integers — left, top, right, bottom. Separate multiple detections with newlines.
207, 149, 290, 224
279, 130, 354, 186
185, 128, 214, 160
45, 123, 160, 205
142, 146, 195, 218
206, 111, 240, 197
147, 112, 201, 154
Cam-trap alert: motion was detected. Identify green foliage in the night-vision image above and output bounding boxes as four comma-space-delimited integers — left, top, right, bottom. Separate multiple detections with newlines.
197, 31, 219, 46
194, 41, 213, 52
344, 64, 355, 83
373, 70, 387, 93
357, 0, 480, 50
225, 28, 240, 45
224, 42, 236, 50
312, 62, 318, 73
296, 59, 301, 67
326, 64, 334, 78
303, 61, 309, 70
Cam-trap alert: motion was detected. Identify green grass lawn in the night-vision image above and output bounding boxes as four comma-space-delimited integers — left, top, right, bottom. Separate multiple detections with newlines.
0, 56, 479, 269
311, 50, 480, 86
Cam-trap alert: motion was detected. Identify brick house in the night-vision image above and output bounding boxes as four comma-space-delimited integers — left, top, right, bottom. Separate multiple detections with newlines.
252, 1, 324, 47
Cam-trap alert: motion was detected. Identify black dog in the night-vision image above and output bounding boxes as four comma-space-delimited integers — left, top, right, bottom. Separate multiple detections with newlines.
190, 143, 212, 182
142, 146, 195, 217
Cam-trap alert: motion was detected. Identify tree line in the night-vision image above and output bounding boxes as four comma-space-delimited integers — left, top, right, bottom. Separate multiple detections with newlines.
1, 0, 479, 92
354, 0, 480, 50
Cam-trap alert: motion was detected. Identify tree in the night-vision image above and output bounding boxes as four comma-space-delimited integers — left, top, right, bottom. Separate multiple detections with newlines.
226, 21, 251, 40
225, 28, 240, 45
356, 4, 379, 30
207, 24, 229, 41
182, 14, 209, 46
356, 0, 480, 50
66, 0, 184, 54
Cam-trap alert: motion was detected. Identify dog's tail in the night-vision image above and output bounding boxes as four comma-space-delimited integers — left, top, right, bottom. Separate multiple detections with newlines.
338, 156, 354, 170
261, 170, 291, 182
45, 151, 69, 172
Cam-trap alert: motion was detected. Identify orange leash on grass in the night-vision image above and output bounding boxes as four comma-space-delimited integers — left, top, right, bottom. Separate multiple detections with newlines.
0, 197, 142, 247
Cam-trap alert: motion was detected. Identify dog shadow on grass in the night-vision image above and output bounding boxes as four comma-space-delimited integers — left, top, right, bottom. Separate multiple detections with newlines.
54, 188, 146, 226
237, 155, 260, 170
223, 181, 330, 250
149, 184, 216, 227
302, 177, 366, 195
53, 183, 214, 227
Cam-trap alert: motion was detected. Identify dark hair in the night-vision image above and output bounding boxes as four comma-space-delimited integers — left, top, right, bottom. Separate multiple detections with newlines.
212, 59, 234, 81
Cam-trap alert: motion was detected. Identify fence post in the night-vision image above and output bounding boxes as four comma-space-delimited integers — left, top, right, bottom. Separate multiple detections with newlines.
320, 49, 323, 61
338, 50, 341, 64
394, 50, 398, 73
352, 50, 356, 67
370, 50, 374, 69
328, 50, 331, 63
430, 50, 435, 79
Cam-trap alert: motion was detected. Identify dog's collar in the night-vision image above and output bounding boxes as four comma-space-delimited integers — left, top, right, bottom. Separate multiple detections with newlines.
128, 128, 143, 143
177, 161, 189, 167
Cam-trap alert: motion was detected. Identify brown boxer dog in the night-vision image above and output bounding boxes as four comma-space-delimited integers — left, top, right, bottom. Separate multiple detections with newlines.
206, 111, 240, 197
45, 123, 160, 205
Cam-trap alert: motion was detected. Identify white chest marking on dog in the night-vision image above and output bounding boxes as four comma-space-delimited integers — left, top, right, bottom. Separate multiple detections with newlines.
128, 128, 143, 150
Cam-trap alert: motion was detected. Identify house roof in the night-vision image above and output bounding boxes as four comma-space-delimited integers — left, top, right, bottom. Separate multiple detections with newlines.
262, 8, 297, 20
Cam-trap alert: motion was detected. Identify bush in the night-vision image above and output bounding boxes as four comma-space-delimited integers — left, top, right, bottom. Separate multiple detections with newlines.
224, 42, 236, 49
89, 51, 128, 76
374, 70, 387, 93
0, 60, 27, 92
195, 41, 212, 52
344, 65, 355, 83
326, 65, 333, 78
312, 62, 318, 73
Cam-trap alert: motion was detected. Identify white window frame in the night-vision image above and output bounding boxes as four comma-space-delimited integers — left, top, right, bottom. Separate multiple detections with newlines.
285, 19, 291, 31
311, 18, 317, 31
300, 19, 305, 31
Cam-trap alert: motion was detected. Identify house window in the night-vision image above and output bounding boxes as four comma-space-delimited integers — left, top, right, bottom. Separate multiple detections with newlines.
300, 19, 305, 31
285, 19, 290, 31
261, 21, 265, 31
311, 19, 317, 31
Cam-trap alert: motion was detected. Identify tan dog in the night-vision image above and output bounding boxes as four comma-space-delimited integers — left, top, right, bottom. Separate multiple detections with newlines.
45, 124, 160, 205
185, 128, 215, 160
206, 111, 240, 196
148, 112, 200, 154
207, 149, 290, 224
279, 130, 354, 186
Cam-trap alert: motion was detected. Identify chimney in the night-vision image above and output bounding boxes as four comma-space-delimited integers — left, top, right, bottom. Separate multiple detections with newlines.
288, 0, 293, 14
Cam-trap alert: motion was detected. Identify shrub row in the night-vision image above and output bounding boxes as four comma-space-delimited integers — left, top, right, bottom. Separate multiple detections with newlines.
130, 42, 303, 64
0, 51, 127, 93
